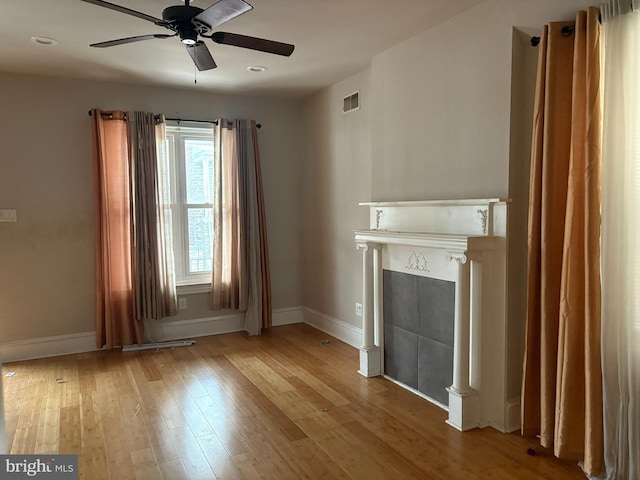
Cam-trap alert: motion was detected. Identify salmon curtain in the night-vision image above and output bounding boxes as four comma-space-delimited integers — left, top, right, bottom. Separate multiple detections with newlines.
92, 110, 143, 348
92, 109, 177, 348
521, 8, 604, 476
210, 119, 272, 335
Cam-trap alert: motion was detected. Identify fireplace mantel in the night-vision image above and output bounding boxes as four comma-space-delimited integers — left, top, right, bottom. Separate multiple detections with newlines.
360, 197, 505, 236
354, 230, 494, 251
354, 198, 511, 432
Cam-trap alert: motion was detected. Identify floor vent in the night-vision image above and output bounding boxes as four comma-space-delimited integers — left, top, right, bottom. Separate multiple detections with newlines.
343, 91, 360, 113
122, 340, 195, 352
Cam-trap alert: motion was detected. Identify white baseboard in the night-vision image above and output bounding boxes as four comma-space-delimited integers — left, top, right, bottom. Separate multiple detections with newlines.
302, 307, 362, 348
0, 308, 305, 363
0, 332, 97, 363
147, 313, 246, 343
505, 397, 521, 433
147, 307, 304, 342
272, 306, 305, 326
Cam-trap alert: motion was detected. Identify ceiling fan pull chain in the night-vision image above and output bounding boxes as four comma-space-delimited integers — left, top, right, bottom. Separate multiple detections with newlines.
194, 64, 198, 85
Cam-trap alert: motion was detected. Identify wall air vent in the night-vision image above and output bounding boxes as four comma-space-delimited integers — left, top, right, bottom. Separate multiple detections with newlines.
343, 91, 360, 114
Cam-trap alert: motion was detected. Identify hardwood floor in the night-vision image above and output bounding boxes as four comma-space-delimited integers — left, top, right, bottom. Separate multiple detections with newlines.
3, 323, 585, 479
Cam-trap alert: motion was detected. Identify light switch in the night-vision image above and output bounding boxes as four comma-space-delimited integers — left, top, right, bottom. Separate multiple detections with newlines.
0, 209, 17, 222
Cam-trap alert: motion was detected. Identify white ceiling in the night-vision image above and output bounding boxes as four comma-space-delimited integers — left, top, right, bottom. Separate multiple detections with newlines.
1, 0, 485, 97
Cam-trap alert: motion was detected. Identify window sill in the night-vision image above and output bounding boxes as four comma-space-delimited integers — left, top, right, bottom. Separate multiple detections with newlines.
176, 283, 211, 295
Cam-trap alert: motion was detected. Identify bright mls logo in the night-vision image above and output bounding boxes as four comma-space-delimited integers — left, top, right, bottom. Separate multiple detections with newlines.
0, 455, 78, 479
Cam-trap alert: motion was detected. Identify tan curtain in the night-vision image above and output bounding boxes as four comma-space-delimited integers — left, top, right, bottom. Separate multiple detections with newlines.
129, 112, 177, 322
92, 109, 143, 348
521, 8, 604, 476
210, 119, 272, 334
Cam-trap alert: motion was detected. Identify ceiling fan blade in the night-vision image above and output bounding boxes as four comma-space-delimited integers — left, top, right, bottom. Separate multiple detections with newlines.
79, 0, 165, 25
90, 34, 175, 48
186, 41, 217, 71
193, 0, 253, 30
211, 32, 294, 56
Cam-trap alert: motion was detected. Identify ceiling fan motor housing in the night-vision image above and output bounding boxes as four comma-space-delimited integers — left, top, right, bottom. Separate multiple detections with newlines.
162, 5, 210, 44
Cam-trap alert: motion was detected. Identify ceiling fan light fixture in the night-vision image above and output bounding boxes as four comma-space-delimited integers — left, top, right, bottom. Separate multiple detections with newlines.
180, 31, 198, 45
247, 65, 268, 72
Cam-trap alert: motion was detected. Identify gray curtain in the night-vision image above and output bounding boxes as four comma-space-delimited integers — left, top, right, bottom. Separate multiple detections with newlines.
210, 119, 272, 335
129, 112, 177, 321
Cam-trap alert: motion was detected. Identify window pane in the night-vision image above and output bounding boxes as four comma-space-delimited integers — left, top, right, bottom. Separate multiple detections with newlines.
187, 208, 213, 273
185, 139, 214, 204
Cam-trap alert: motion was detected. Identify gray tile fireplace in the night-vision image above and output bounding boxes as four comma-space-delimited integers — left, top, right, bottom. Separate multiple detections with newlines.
383, 270, 454, 406
354, 198, 514, 432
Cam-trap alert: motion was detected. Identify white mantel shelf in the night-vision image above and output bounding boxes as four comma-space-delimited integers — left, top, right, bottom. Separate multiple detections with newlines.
354, 230, 494, 251
354, 198, 511, 433
360, 198, 509, 237
360, 198, 505, 207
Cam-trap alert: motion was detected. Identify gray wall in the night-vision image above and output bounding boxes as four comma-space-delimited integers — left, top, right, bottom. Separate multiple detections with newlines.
0, 73, 304, 343
302, 69, 372, 319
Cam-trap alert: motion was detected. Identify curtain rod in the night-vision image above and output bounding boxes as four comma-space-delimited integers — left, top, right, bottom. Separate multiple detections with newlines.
165, 117, 262, 128
530, 9, 609, 47
87, 111, 261, 128
530, 24, 575, 47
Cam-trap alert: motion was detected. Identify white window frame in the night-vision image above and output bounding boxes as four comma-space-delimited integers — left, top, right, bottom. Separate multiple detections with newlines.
165, 122, 215, 287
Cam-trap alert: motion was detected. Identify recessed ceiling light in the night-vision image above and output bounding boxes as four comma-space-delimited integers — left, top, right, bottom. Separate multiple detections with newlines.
30, 36, 58, 46
247, 65, 268, 73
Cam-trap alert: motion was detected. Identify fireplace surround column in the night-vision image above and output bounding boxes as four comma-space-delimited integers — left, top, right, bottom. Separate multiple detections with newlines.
445, 250, 480, 431
446, 252, 472, 394
356, 241, 381, 377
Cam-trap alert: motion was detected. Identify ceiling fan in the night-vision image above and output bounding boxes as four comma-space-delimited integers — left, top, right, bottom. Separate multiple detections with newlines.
80, 0, 295, 71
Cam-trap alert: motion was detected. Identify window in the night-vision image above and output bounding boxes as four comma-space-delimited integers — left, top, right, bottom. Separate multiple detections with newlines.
164, 123, 215, 286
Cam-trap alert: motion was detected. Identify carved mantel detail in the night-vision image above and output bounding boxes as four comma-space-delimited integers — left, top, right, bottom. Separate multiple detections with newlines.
446, 251, 468, 264
356, 241, 369, 252
374, 209, 384, 230
477, 209, 488, 235
405, 251, 430, 272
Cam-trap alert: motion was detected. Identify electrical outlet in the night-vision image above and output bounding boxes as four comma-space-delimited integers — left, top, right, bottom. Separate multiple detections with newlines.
355, 302, 363, 317
0, 209, 17, 222
179, 297, 187, 310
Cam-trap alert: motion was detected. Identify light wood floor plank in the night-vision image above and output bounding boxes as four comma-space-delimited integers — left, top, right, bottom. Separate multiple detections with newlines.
2, 324, 587, 480
158, 458, 190, 480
